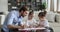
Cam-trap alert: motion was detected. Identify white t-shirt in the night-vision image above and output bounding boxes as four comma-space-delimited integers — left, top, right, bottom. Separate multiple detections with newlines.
38, 19, 49, 27
22, 18, 37, 28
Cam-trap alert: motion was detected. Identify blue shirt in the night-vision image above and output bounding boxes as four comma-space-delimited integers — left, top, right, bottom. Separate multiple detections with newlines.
2, 11, 23, 32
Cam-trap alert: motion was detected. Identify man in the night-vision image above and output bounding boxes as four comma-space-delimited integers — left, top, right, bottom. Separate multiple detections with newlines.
2, 6, 28, 32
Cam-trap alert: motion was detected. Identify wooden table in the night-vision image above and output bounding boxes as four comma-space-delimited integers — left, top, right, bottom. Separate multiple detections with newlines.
18, 28, 46, 32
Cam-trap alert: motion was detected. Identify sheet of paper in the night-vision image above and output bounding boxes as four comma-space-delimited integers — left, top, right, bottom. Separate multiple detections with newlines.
19, 28, 46, 31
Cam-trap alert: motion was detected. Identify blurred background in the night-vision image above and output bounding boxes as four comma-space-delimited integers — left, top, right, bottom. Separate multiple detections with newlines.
0, 0, 60, 32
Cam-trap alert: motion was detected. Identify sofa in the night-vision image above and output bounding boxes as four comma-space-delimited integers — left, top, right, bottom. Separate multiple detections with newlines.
0, 11, 60, 32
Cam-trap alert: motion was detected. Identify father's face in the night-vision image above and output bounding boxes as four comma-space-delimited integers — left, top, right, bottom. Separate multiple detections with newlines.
20, 11, 28, 17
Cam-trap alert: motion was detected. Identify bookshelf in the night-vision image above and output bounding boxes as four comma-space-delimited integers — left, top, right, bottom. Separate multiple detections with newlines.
8, 0, 43, 11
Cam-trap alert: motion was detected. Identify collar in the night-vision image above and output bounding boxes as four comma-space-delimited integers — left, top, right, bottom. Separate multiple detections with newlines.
17, 11, 23, 18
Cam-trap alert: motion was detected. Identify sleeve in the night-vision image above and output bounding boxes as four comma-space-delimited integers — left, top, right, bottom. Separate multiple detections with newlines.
7, 11, 15, 25
44, 20, 49, 27
33, 19, 37, 24
33, 19, 38, 25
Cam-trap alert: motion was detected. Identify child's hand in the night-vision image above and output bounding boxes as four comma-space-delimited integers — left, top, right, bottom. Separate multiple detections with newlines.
36, 24, 44, 28
29, 26, 32, 28
21, 25, 24, 29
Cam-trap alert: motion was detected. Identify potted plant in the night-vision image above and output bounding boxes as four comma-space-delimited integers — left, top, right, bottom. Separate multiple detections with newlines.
39, 1, 47, 11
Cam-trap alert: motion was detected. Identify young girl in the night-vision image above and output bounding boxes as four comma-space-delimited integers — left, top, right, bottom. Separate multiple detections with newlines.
38, 11, 49, 27
37, 11, 50, 32
25, 10, 37, 28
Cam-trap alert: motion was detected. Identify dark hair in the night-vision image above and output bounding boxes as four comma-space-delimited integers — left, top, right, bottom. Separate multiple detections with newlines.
19, 6, 28, 12
29, 10, 34, 15
38, 11, 47, 17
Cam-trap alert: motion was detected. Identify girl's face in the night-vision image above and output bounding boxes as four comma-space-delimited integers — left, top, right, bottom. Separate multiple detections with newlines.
28, 14, 34, 20
38, 16, 42, 20
38, 16, 45, 21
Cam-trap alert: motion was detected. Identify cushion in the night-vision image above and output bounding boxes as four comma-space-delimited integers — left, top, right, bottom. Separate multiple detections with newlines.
46, 11, 56, 22
55, 14, 60, 22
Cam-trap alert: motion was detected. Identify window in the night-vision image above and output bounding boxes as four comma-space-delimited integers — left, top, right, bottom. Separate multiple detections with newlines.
53, 0, 60, 12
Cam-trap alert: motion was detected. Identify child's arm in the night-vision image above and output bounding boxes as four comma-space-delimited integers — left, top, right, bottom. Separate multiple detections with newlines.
36, 21, 45, 28
35, 23, 43, 28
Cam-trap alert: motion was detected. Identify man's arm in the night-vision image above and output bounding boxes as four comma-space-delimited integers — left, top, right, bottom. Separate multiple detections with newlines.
7, 25, 24, 29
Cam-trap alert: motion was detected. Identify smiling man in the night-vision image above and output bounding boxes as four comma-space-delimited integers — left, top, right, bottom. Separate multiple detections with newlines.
2, 6, 28, 32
